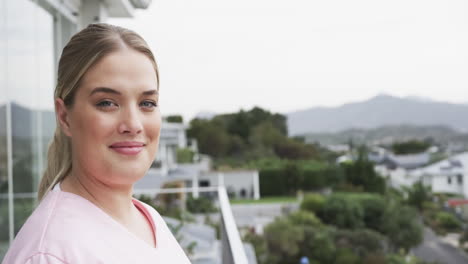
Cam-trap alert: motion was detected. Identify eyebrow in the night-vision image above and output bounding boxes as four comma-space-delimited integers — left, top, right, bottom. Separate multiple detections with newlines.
89, 87, 158, 96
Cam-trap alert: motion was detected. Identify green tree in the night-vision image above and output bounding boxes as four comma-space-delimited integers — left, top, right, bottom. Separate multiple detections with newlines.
381, 204, 423, 253
176, 148, 195, 163
318, 194, 364, 229
392, 140, 431, 154
406, 181, 431, 211
165, 115, 183, 123
359, 195, 386, 231
301, 226, 336, 264
300, 193, 326, 213
287, 210, 323, 227
263, 218, 304, 264
334, 229, 385, 258
187, 119, 231, 156
342, 147, 386, 193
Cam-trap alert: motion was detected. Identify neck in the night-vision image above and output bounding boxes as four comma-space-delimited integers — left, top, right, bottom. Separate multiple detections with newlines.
60, 168, 137, 226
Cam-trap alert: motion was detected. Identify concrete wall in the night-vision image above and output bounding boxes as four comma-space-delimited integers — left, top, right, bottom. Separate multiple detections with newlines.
199, 171, 259, 199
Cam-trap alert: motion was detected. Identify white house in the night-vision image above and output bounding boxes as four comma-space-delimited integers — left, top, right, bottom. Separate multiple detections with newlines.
155, 122, 189, 174
409, 152, 468, 198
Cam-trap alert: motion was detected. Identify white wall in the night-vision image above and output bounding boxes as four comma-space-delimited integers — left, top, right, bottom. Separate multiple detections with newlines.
199, 171, 258, 199
430, 174, 464, 195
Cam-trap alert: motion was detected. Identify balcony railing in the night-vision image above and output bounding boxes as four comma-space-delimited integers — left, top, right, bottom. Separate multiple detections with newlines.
134, 186, 250, 264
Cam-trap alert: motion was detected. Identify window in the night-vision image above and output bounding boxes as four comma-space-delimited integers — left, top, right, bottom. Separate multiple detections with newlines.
457, 174, 463, 185
448, 176, 452, 184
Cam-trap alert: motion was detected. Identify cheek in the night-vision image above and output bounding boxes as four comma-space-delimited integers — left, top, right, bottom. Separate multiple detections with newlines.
145, 115, 161, 143
72, 110, 116, 145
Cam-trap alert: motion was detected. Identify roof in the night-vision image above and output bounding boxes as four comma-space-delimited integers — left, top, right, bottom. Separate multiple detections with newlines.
410, 152, 468, 177
387, 152, 430, 169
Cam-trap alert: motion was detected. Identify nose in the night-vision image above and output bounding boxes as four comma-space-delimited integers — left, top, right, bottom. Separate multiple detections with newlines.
117, 106, 143, 135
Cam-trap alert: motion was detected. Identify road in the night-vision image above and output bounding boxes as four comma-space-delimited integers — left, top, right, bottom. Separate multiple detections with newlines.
412, 227, 468, 264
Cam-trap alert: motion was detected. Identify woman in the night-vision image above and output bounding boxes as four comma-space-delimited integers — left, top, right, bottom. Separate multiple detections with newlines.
2, 23, 191, 264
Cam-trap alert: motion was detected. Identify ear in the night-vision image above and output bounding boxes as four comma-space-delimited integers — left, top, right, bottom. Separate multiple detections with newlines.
55, 98, 72, 137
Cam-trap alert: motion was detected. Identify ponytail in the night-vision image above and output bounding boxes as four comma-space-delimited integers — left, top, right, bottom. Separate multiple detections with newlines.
38, 129, 72, 200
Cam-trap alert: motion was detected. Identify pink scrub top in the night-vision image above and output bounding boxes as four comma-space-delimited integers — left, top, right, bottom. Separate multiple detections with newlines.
2, 184, 191, 264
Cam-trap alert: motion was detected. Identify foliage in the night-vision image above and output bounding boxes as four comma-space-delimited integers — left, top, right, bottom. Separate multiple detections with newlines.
333, 248, 361, 264
301, 226, 336, 264
318, 194, 364, 229
187, 118, 233, 157
263, 218, 305, 264
362, 253, 387, 264
300, 193, 326, 213
176, 148, 195, 163
287, 210, 323, 227
406, 181, 432, 211
334, 229, 385, 257
341, 147, 386, 194
243, 231, 268, 264
258, 160, 342, 196
186, 195, 217, 214
187, 107, 325, 163
392, 140, 431, 154
435, 212, 461, 231
165, 115, 183, 123
381, 204, 423, 253
358, 194, 386, 231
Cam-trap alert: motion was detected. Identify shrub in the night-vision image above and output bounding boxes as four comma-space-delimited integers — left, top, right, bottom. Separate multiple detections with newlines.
186, 195, 217, 214
264, 218, 305, 263
302, 226, 336, 264
318, 194, 364, 229
334, 248, 360, 264
363, 253, 386, 264
406, 181, 432, 211
176, 148, 195, 163
359, 195, 386, 231
287, 210, 323, 227
334, 229, 385, 257
381, 205, 423, 253
435, 212, 461, 230
300, 193, 325, 213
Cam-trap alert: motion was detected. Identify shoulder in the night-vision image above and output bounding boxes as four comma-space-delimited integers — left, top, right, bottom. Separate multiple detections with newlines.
3, 191, 107, 263
134, 199, 166, 225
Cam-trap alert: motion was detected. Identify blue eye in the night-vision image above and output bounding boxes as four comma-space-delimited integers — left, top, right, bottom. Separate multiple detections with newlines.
140, 101, 158, 109
96, 100, 118, 108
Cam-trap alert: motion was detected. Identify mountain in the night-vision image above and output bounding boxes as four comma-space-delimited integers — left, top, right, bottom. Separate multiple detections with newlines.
0, 102, 56, 138
302, 124, 468, 146
287, 94, 468, 136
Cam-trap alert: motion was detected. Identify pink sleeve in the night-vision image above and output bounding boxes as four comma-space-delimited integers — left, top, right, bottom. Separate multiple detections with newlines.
24, 253, 68, 264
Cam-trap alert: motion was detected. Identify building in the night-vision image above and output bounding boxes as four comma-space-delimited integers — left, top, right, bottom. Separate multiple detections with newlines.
0, 0, 153, 259
409, 152, 468, 197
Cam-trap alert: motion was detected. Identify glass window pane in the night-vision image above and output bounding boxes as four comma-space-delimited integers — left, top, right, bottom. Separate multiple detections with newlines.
0, 0, 9, 259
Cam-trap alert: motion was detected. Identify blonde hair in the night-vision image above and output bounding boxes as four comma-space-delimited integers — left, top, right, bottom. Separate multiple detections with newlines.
38, 23, 159, 200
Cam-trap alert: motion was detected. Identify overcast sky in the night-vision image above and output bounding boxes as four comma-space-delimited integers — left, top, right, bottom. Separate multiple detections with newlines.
109, 0, 468, 120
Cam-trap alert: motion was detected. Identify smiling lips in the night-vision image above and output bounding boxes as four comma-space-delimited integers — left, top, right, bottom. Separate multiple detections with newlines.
109, 141, 145, 155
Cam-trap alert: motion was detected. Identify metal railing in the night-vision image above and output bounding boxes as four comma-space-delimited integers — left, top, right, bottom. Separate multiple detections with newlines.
135, 186, 249, 264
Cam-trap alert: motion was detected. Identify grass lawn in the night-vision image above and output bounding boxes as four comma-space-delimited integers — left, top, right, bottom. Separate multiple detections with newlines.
230, 196, 298, 204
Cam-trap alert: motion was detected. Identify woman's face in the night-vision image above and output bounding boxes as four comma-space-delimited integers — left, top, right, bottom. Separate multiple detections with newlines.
57, 48, 161, 187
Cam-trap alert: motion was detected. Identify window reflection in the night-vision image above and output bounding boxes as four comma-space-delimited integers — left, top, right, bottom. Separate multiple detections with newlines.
0, 0, 55, 259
